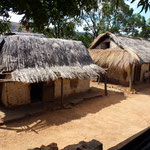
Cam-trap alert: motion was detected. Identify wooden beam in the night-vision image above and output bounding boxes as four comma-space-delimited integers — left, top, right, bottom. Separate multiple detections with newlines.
0, 79, 14, 82
0, 73, 11, 75
129, 64, 133, 92
61, 77, 64, 107
104, 73, 107, 96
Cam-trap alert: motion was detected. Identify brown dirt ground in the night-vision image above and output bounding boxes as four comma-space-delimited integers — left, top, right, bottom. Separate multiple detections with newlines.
0, 82, 150, 150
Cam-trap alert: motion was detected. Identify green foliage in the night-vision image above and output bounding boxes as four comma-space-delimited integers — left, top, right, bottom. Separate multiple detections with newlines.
139, 18, 150, 38
43, 21, 76, 39
75, 32, 94, 48
0, 0, 97, 31
0, 20, 11, 34
131, 0, 150, 13
79, 0, 150, 39
0, 0, 150, 46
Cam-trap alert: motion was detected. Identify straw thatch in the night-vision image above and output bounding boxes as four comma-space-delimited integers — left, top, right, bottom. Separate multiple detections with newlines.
4, 32, 45, 38
89, 49, 140, 69
0, 35, 105, 83
90, 32, 150, 64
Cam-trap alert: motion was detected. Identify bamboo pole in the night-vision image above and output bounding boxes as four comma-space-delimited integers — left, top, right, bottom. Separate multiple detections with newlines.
61, 77, 64, 107
129, 64, 133, 92
104, 73, 107, 96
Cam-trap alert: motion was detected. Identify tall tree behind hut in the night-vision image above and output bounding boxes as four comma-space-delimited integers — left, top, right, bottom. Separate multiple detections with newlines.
79, 0, 149, 39
0, 0, 97, 34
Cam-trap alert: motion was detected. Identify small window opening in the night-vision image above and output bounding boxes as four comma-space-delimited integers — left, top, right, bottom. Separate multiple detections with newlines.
70, 78, 78, 89
101, 42, 110, 49
30, 83, 43, 103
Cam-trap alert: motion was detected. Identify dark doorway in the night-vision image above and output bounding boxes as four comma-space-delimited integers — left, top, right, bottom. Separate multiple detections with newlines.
134, 65, 141, 83
30, 83, 43, 103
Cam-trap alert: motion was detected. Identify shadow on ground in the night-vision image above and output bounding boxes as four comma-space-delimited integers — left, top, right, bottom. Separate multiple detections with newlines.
133, 83, 150, 95
0, 86, 127, 134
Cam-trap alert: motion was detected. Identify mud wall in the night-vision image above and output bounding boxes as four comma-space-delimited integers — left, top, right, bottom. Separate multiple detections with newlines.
42, 81, 54, 102
54, 78, 90, 98
1, 78, 90, 108
106, 65, 135, 86
140, 64, 149, 82
1, 82, 30, 108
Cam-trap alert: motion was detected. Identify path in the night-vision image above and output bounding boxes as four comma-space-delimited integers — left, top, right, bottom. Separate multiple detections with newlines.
0, 82, 150, 150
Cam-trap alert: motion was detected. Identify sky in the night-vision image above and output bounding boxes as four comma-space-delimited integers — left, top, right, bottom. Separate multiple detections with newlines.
8, 1, 150, 25
126, 0, 150, 20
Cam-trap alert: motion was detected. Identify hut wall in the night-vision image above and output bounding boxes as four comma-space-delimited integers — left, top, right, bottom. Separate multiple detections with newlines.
54, 78, 90, 98
0, 78, 90, 108
106, 66, 135, 86
1, 82, 30, 108
75, 78, 90, 93
110, 41, 119, 49
42, 81, 54, 101
107, 69, 128, 86
54, 79, 61, 99
0, 83, 3, 103
140, 64, 149, 82
63, 79, 73, 97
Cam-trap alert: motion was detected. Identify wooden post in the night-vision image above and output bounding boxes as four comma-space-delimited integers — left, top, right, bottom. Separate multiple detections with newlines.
61, 77, 63, 107
97, 75, 99, 83
98, 75, 100, 84
129, 64, 133, 92
104, 73, 107, 96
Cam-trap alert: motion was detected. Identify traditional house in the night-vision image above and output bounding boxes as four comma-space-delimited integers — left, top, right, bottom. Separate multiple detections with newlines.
0, 35, 105, 108
89, 32, 150, 90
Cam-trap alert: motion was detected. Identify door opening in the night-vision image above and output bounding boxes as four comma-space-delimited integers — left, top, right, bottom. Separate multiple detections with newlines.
134, 65, 141, 83
30, 82, 43, 103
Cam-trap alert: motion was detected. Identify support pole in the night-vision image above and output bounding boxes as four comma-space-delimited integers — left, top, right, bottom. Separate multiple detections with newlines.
129, 64, 133, 92
61, 77, 63, 107
104, 73, 107, 96
97, 75, 100, 84
97, 75, 99, 83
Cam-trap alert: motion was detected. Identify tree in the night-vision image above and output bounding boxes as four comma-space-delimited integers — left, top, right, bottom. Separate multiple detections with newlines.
79, 0, 148, 38
139, 18, 150, 38
0, 0, 97, 32
75, 32, 94, 48
130, 0, 150, 13
43, 20, 76, 39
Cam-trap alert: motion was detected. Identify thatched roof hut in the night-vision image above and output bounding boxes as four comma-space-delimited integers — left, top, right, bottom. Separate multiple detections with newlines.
89, 49, 140, 69
89, 32, 150, 90
89, 32, 150, 66
0, 35, 105, 83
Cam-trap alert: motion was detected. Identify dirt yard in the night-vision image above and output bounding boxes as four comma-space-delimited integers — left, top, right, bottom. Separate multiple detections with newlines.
0, 82, 150, 150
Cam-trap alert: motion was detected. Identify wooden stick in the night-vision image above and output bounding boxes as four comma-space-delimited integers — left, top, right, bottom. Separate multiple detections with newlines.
61, 77, 63, 107
0, 73, 11, 75
129, 64, 133, 92
104, 73, 107, 96
0, 79, 14, 82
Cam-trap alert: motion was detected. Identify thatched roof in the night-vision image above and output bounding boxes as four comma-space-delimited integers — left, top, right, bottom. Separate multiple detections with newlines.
0, 35, 105, 83
89, 49, 140, 69
4, 32, 45, 38
90, 32, 150, 64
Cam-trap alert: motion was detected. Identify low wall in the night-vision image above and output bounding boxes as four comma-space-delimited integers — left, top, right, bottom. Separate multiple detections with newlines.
1, 78, 90, 108
1, 82, 30, 108
55, 78, 90, 98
